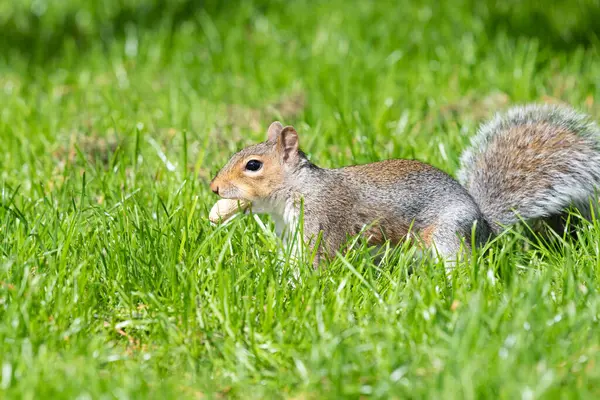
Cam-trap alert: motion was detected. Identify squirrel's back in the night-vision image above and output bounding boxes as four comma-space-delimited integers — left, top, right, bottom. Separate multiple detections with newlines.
458, 104, 600, 232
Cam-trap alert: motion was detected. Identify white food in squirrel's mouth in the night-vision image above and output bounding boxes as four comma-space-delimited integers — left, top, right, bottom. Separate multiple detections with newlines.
209, 199, 251, 224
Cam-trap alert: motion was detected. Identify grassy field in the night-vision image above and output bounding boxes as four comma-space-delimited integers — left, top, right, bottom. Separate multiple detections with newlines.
2, 0, 600, 398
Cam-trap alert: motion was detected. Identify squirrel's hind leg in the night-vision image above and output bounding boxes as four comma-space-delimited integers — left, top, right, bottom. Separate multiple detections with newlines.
424, 214, 493, 273
425, 229, 468, 272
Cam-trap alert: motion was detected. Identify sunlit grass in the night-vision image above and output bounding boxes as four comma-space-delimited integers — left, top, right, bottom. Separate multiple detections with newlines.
1, 0, 600, 398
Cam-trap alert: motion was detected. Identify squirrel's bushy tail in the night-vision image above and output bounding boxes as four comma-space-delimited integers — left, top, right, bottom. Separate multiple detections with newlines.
457, 104, 600, 233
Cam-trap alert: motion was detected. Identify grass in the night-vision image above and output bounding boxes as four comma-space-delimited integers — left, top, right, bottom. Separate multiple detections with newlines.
1, 0, 600, 398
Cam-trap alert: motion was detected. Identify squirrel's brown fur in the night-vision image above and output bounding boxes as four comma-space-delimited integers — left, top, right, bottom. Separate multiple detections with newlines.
210, 104, 600, 268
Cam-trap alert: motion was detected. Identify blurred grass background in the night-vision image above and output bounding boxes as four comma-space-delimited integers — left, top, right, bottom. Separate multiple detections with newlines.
1, 0, 600, 399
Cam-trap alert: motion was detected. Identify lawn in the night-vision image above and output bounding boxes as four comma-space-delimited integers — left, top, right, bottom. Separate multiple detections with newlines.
2, 0, 600, 398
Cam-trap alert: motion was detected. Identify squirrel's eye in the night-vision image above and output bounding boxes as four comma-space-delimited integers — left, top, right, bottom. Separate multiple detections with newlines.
245, 159, 263, 172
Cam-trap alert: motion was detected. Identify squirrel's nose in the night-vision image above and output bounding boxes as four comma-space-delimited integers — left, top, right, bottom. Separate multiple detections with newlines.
210, 181, 220, 195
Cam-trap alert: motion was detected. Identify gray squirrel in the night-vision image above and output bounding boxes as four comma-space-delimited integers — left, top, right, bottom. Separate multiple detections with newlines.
209, 104, 600, 267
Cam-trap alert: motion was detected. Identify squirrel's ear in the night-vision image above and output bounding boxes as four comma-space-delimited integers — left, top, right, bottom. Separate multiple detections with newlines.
279, 126, 299, 162
267, 121, 284, 142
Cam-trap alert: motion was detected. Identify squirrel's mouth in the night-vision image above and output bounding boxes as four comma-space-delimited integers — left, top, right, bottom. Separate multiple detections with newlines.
215, 185, 250, 202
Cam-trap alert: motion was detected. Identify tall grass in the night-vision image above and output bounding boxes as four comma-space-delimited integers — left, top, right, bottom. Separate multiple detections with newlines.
1, 0, 600, 398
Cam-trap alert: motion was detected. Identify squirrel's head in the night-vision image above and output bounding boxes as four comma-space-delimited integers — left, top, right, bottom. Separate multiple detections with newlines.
209, 121, 301, 201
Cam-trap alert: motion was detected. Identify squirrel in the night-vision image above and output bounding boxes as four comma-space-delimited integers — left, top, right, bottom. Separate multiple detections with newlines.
209, 104, 600, 268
